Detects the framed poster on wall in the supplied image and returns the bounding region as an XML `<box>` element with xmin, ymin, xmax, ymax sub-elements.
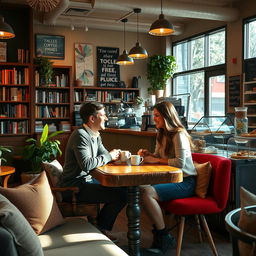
<box><xmin>35</xmin><ymin>34</ymin><xmax>65</xmax><ymax>59</ymax></box>
<box><xmin>75</xmin><ymin>43</ymin><xmax>94</xmax><ymax>86</ymax></box>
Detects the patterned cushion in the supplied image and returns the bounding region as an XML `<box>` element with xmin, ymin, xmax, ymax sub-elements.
<box><xmin>0</xmin><ymin>171</ymin><xmax>64</xmax><ymax>234</ymax></box>
<box><xmin>43</xmin><ymin>160</ymin><xmax>63</xmax><ymax>187</ymax></box>
<box><xmin>0</xmin><ymin>194</ymin><xmax>43</xmax><ymax>256</ymax></box>
<box><xmin>194</xmin><ymin>161</ymin><xmax>212</xmax><ymax>198</ymax></box>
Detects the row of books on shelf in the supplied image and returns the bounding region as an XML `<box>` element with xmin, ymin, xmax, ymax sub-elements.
<box><xmin>0</xmin><ymin>68</ymin><xmax>29</xmax><ymax>85</ymax></box>
<box><xmin>74</xmin><ymin>111</ymin><xmax>83</xmax><ymax>126</ymax></box>
<box><xmin>35</xmin><ymin>91</ymin><xmax>69</xmax><ymax>104</ymax></box>
<box><xmin>74</xmin><ymin>91</ymin><xmax>137</xmax><ymax>103</ymax></box>
<box><xmin>18</xmin><ymin>49</ymin><xmax>30</xmax><ymax>64</ymax></box>
<box><xmin>0</xmin><ymin>87</ymin><xmax>29</xmax><ymax>101</ymax></box>
<box><xmin>0</xmin><ymin>120</ymin><xmax>28</xmax><ymax>135</ymax></box>
<box><xmin>35</xmin><ymin>121</ymin><xmax>71</xmax><ymax>132</ymax></box>
<box><xmin>35</xmin><ymin>71</ymin><xmax>69</xmax><ymax>87</ymax></box>
<box><xmin>35</xmin><ymin>106</ymin><xmax>69</xmax><ymax>118</ymax></box>
<box><xmin>0</xmin><ymin>104</ymin><xmax>28</xmax><ymax>118</ymax></box>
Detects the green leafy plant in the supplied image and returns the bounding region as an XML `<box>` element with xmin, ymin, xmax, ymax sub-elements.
<box><xmin>0</xmin><ymin>146</ymin><xmax>12</xmax><ymax>165</ymax></box>
<box><xmin>23</xmin><ymin>124</ymin><xmax>64</xmax><ymax>173</ymax></box>
<box><xmin>34</xmin><ymin>57</ymin><xmax>53</xmax><ymax>85</ymax></box>
<box><xmin>147</xmin><ymin>55</ymin><xmax>177</xmax><ymax>93</ymax></box>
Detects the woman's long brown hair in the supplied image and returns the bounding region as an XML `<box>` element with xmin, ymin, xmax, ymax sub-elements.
<box><xmin>154</xmin><ymin>101</ymin><xmax>194</xmax><ymax>155</ymax></box>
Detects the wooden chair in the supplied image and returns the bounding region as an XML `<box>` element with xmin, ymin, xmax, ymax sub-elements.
<box><xmin>225</xmin><ymin>205</ymin><xmax>256</xmax><ymax>256</ymax></box>
<box><xmin>161</xmin><ymin>153</ymin><xmax>232</xmax><ymax>256</ymax></box>
<box><xmin>42</xmin><ymin>161</ymin><xmax>100</xmax><ymax>225</ymax></box>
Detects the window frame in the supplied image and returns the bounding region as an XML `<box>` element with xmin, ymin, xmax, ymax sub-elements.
<box><xmin>172</xmin><ymin>26</ymin><xmax>227</xmax><ymax>123</ymax></box>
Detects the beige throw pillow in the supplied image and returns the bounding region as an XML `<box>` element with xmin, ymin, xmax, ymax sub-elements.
<box><xmin>193</xmin><ymin>161</ymin><xmax>212</xmax><ymax>198</ymax></box>
<box><xmin>0</xmin><ymin>171</ymin><xmax>64</xmax><ymax>234</ymax></box>
<box><xmin>238</xmin><ymin>187</ymin><xmax>256</xmax><ymax>256</ymax></box>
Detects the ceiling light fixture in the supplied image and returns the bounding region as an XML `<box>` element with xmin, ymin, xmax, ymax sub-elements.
<box><xmin>0</xmin><ymin>16</ymin><xmax>15</xmax><ymax>39</ymax></box>
<box><xmin>128</xmin><ymin>8</ymin><xmax>148</xmax><ymax>60</ymax></box>
<box><xmin>27</xmin><ymin>0</ymin><xmax>60</xmax><ymax>12</ymax></box>
<box><xmin>116</xmin><ymin>18</ymin><xmax>134</xmax><ymax>66</ymax></box>
<box><xmin>149</xmin><ymin>0</ymin><xmax>174</xmax><ymax>36</ymax></box>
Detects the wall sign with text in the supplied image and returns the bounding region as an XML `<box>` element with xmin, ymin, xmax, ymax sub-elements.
<box><xmin>35</xmin><ymin>34</ymin><xmax>65</xmax><ymax>59</ymax></box>
<box><xmin>97</xmin><ymin>47</ymin><xmax>120</xmax><ymax>87</ymax></box>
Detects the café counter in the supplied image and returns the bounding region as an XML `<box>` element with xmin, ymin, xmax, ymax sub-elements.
<box><xmin>100</xmin><ymin>128</ymin><xmax>157</xmax><ymax>153</ymax></box>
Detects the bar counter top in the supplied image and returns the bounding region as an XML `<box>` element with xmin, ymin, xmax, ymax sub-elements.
<box><xmin>101</xmin><ymin>128</ymin><xmax>157</xmax><ymax>137</ymax></box>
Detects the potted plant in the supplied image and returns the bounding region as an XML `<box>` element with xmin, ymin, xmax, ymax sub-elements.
<box><xmin>0</xmin><ymin>146</ymin><xmax>12</xmax><ymax>166</ymax></box>
<box><xmin>147</xmin><ymin>55</ymin><xmax>177</xmax><ymax>98</ymax></box>
<box><xmin>34</xmin><ymin>57</ymin><xmax>53</xmax><ymax>86</ymax></box>
<box><xmin>22</xmin><ymin>124</ymin><xmax>64</xmax><ymax>180</ymax></box>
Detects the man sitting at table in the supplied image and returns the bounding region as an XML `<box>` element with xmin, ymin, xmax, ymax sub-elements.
<box><xmin>58</xmin><ymin>102</ymin><xmax>127</xmax><ymax>241</ymax></box>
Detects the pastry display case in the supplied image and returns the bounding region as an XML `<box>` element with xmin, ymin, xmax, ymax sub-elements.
<box><xmin>190</xmin><ymin>116</ymin><xmax>234</xmax><ymax>154</ymax></box>
<box><xmin>227</xmin><ymin>135</ymin><xmax>256</xmax><ymax>159</ymax></box>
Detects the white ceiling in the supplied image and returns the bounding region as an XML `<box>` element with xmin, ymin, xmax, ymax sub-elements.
<box><xmin>4</xmin><ymin>0</ymin><xmax>241</xmax><ymax>35</ymax></box>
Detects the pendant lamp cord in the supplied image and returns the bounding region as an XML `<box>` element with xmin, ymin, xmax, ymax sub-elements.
<box><xmin>161</xmin><ymin>0</ymin><xmax>163</xmax><ymax>14</ymax></box>
<box><xmin>124</xmin><ymin>20</ymin><xmax>126</xmax><ymax>50</ymax></box>
<box><xmin>137</xmin><ymin>12</ymin><xmax>139</xmax><ymax>42</ymax></box>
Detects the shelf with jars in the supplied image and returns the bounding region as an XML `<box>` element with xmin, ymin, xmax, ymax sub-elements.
<box><xmin>243</xmin><ymin>73</ymin><xmax>256</xmax><ymax>130</ymax></box>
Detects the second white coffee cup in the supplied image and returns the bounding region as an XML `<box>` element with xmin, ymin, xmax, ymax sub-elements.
<box><xmin>131</xmin><ymin>155</ymin><xmax>144</xmax><ymax>166</ymax></box>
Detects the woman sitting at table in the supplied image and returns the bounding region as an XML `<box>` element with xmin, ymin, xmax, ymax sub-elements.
<box><xmin>138</xmin><ymin>101</ymin><xmax>197</xmax><ymax>254</ymax></box>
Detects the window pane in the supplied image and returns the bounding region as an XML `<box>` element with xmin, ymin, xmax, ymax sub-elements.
<box><xmin>248</xmin><ymin>21</ymin><xmax>256</xmax><ymax>58</ymax></box>
<box><xmin>209</xmin><ymin>31</ymin><xmax>225</xmax><ymax>66</ymax></box>
<box><xmin>174</xmin><ymin>42</ymin><xmax>188</xmax><ymax>72</ymax></box>
<box><xmin>174</xmin><ymin>72</ymin><xmax>204</xmax><ymax>123</ymax></box>
<box><xmin>191</xmin><ymin>37</ymin><xmax>204</xmax><ymax>69</ymax></box>
<box><xmin>209</xmin><ymin>75</ymin><xmax>225</xmax><ymax>116</ymax></box>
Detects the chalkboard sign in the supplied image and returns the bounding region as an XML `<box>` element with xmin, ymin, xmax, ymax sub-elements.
<box><xmin>97</xmin><ymin>47</ymin><xmax>120</xmax><ymax>87</ymax></box>
<box><xmin>35</xmin><ymin>34</ymin><xmax>65</xmax><ymax>59</ymax></box>
<box><xmin>244</xmin><ymin>58</ymin><xmax>256</xmax><ymax>81</ymax></box>
<box><xmin>228</xmin><ymin>75</ymin><xmax>241</xmax><ymax>107</ymax></box>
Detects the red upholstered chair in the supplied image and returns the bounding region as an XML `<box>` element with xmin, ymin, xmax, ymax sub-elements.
<box><xmin>161</xmin><ymin>153</ymin><xmax>232</xmax><ymax>256</ymax></box>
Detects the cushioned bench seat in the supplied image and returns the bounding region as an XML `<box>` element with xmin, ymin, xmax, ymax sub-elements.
<box><xmin>39</xmin><ymin>217</ymin><xmax>128</xmax><ymax>256</ymax></box>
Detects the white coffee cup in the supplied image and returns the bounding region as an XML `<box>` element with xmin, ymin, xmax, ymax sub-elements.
<box><xmin>120</xmin><ymin>150</ymin><xmax>131</xmax><ymax>162</ymax></box>
<box><xmin>131</xmin><ymin>155</ymin><xmax>144</xmax><ymax>166</ymax></box>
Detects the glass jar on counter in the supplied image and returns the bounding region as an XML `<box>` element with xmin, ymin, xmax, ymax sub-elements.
<box><xmin>234</xmin><ymin>107</ymin><xmax>248</xmax><ymax>136</ymax></box>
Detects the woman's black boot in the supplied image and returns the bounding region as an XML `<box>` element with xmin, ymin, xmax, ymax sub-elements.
<box><xmin>153</xmin><ymin>228</ymin><xmax>176</xmax><ymax>254</ymax></box>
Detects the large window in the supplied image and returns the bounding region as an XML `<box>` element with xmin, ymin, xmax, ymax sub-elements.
<box><xmin>244</xmin><ymin>18</ymin><xmax>256</xmax><ymax>59</ymax></box>
<box><xmin>173</xmin><ymin>28</ymin><xmax>226</xmax><ymax>123</ymax></box>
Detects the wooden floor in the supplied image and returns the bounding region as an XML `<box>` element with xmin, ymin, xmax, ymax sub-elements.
<box><xmin>111</xmin><ymin>208</ymin><xmax>232</xmax><ymax>256</ymax></box>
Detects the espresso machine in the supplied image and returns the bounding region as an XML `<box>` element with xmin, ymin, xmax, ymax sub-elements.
<box><xmin>141</xmin><ymin>99</ymin><xmax>155</xmax><ymax>131</ymax></box>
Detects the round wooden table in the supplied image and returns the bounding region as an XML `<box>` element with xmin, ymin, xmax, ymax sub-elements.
<box><xmin>0</xmin><ymin>166</ymin><xmax>15</xmax><ymax>188</ymax></box>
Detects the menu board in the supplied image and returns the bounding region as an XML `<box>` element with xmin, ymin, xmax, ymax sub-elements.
<box><xmin>97</xmin><ymin>47</ymin><xmax>120</xmax><ymax>87</ymax></box>
<box><xmin>228</xmin><ymin>75</ymin><xmax>241</xmax><ymax>107</ymax></box>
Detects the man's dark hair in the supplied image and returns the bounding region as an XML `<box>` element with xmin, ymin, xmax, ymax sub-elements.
<box><xmin>80</xmin><ymin>102</ymin><xmax>104</xmax><ymax>124</ymax></box>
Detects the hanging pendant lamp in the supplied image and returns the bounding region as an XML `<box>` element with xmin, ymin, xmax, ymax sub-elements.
<box><xmin>128</xmin><ymin>8</ymin><xmax>148</xmax><ymax>59</ymax></box>
<box><xmin>116</xmin><ymin>18</ymin><xmax>134</xmax><ymax>66</ymax></box>
<box><xmin>149</xmin><ymin>0</ymin><xmax>174</xmax><ymax>36</ymax></box>
<box><xmin>0</xmin><ymin>16</ymin><xmax>15</xmax><ymax>39</ymax></box>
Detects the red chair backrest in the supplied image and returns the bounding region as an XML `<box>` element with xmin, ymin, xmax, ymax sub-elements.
<box><xmin>192</xmin><ymin>153</ymin><xmax>231</xmax><ymax>210</ymax></box>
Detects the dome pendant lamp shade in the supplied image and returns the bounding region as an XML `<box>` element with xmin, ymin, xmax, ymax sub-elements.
<box><xmin>0</xmin><ymin>16</ymin><xmax>15</xmax><ymax>39</ymax></box>
<box><xmin>149</xmin><ymin>0</ymin><xmax>174</xmax><ymax>36</ymax></box>
<box><xmin>128</xmin><ymin>8</ymin><xmax>148</xmax><ymax>59</ymax></box>
<box><xmin>117</xmin><ymin>18</ymin><xmax>134</xmax><ymax>65</ymax></box>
